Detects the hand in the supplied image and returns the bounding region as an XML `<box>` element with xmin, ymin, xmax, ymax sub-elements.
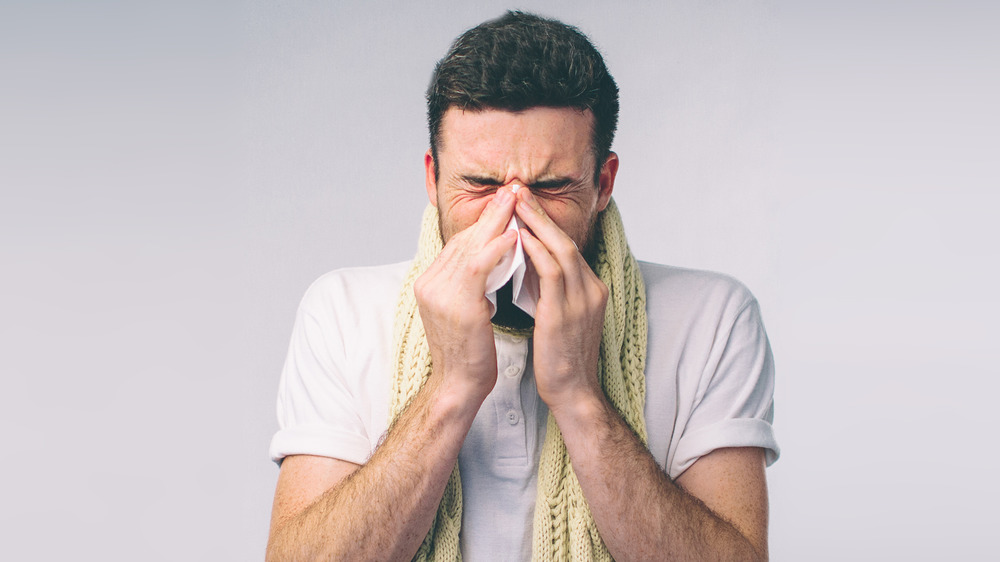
<box><xmin>414</xmin><ymin>188</ymin><xmax>519</xmax><ymax>402</ymax></box>
<box><xmin>514</xmin><ymin>189</ymin><xmax>608</xmax><ymax>414</ymax></box>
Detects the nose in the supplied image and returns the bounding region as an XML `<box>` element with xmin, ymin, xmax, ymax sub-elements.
<box><xmin>491</xmin><ymin>183</ymin><xmax>522</xmax><ymax>202</ymax></box>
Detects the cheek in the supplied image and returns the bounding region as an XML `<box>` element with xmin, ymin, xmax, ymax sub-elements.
<box><xmin>538</xmin><ymin>199</ymin><xmax>590</xmax><ymax>237</ymax></box>
<box><xmin>452</xmin><ymin>193</ymin><xmax>492</xmax><ymax>217</ymax></box>
<box><xmin>442</xmin><ymin>193</ymin><xmax>493</xmax><ymax>233</ymax></box>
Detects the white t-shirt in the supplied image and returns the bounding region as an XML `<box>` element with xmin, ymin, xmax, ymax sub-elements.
<box><xmin>270</xmin><ymin>260</ymin><xmax>779</xmax><ymax>561</ymax></box>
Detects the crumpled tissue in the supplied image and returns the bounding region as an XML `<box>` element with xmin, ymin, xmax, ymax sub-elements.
<box><xmin>484</xmin><ymin>192</ymin><xmax>540</xmax><ymax>318</ymax></box>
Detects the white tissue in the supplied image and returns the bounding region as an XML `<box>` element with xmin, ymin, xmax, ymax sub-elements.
<box><xmin>485</xmin><ymin>214</ymin><xmax>540</xmax><ymax>318</ymax></box>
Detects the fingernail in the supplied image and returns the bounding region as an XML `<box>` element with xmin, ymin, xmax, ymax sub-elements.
<box><xmin>495</xmin><ymin>189</ymin><xmax>511</xmax><ymax>203</ymax></box>
<box><xmin>519</xmin><ymin>199</ymin><xmax>535</xmax><ymax>211</ymax></box>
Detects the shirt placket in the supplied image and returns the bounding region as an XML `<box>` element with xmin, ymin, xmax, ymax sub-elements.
<box><xmin>493</xmin><ymin>332</ymin><xmax>530</xmax><ymax>466</ymax></box>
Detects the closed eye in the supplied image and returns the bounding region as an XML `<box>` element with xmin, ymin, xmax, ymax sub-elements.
<box><xmin>528</xmin><ymin>179</ymin><xmax>574</xmax><ymax>190</ymax></box>
<box><xmin>461</xmin><ymin>175</ymin><xmax>504</xmax><ymax>189</ymax></box>
<box><xmin>526</xmin><ymin>177</ymin><xmax>589</xmax><ymax>194</ymax></box>
<box><xmin>457</xmin><ymin>174</ymin><xmax>584</xmax><ymax>194</ymax></box>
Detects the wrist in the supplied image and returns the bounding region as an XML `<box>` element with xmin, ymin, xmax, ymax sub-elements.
<box><xmin>424</xmin><ymin>369</ymin><xmax>492</xmax><ymax>423</ymax></box>
<box><xmin>546</xmin><ymin>385</ymin><xmax>608</xmax><ymax>429</ymax></box>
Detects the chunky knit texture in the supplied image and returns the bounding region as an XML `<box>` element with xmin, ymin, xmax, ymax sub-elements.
<box><xmin>390</xmin><ymin>199</ymin><xmax>648</xmax><ymax>561</ymax></box>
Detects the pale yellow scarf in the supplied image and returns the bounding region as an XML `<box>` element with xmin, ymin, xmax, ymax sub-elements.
<box><xmin>390</xmin><ymin>199</ymin><xmax>647</xmax><ymax>561</ymax></box>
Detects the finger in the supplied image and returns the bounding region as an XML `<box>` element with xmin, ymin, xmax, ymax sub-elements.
<box><xmin>515</xmin><ymin>189</ymin><xmax>582</xmax><ymax>261</ymax></box>
<box><xmin>518</xmin><ymin>227</ymin><xmax>566</xmax><ymax>305</ymax></box>
<box><xmin>420</xmin><ymin>225</ymin><xmax>464</xmax><ymax>285</ymax></box>
<box><xmin>515</xmin><ymin>190</ymin><xmax>586</xmax><ymax>292</ymax></box>
<box><xmin>418</xmin><ymin>231</ymin><xmax>517</xmax><ymax>315</ymax></box>
<box><xmin>432</xmin><ymin>187</ymin><xmax>514</xmax><ymax>271</ymax></box>
<box><xmin>472</xmin><ymin>228</ymin><xmax>519</xmax><ymax>280</ymax></box>
<box><xmin>454</xmin><ymin>224</ymin><xmax>519</xmax><ymax>281</ymax></box>
<box><xmin>438</xmin><ymin>228</ymin><xmax>516</xmax><ymax>308</ymax></box>
<box><xmin>468</xmin><ymin>187</ymin><xmax>517</xmax><ymax>247</ymax></box>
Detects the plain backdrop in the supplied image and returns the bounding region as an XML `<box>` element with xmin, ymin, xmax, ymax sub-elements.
<box><xmin>2</xmin><ymin>1</ymin><xmax>997</xmax><ymax>560</ymax></box>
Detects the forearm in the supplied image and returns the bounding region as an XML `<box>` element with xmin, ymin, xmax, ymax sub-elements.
<box><xmin>266</xmin><ymin>378</ymin><xmax>481</xmax><ymax>561</ymax></box>
<box><xmin>552</xmin><ymin>395</ymin><xmax>766</xmax><ymax>562</ymax></box>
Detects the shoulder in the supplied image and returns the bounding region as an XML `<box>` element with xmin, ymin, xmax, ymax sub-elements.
<box><xmin>297</xmin><ymin>261</ymin><xmax>412</xmax><ymax>320</ymax></box>
<box><xmin>637</xmin><ymin>261</ymin><xmax>770</xmax><ymax>389</ymax></box>
<box><xmin>272</xmin><ymin>262</ymin><xmax>409</xmax><ymax>466</ymax></box>
<box><xmin>638</xmin><ymin>261</ymin><xmax>759</xmax><ymax>327</ymax></box>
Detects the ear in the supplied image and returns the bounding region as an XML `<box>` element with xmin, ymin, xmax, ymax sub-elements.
<box><xmin>596</xmin><ymin>151</ymin><xmax>619</xmax><ymax>212</ymax></box>
<box><xmin>424</xmin><ymin>149</ymin><xmax>438</xmax><ymax>207</ymax></box>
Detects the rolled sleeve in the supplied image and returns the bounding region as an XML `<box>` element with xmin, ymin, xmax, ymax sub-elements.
<box><xmin>669</xmin><ymin>298</ymin><xmax>779</xmax><ymax>478</ymax></box>
<box><xmin>269</xmin><ymin>298</ymin><xmax>370</xmax><ymax>466</ymax></box>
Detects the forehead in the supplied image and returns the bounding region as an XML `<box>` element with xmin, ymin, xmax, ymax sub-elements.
<box><xmin>437</xmin><ymin>107</ymin><xmax>595</xmax><ymax>177</ymax></box>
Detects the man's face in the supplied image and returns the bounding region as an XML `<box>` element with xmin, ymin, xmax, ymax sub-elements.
<box><xmin>424</xmin><ymin>106</ymin><xmax>617</xmax><ymax>252</ymax></box>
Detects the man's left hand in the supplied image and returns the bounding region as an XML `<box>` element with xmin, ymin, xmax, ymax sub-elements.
<box><xmin>514</xmin><ymin>188</ymin><xmax>608</xmax><ymax>415</ymax></box>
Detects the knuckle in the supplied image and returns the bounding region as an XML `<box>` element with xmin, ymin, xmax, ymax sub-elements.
<box><xmin>555</xmin><ymin>245</ymin><xmax>577</xmax><ymax>262</ymax></box>
<box><xmin>593</xmin><ymin>281</ymin><xmax>610</xmax><ymax>304</ymax></box>
<box><xmin>539</xmin><ymin>261</ymin><xmax>562</xmax><ymax>279</ymax></box>
<box><xmin>465</xmin><ymin>260</ymin><xmax>486</xmax><ymax>277</ymax></box>
<box><xmin>413</xmin><ymin>283</ymin><xmax>431</xmax><ymax>305</ymax></box>
<box><xmin>597</xmin><ymin>280</ymin><xmax>609</xmax><ymax>298</ymax></box>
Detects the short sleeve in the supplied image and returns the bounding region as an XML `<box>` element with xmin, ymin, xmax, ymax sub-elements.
<box><xmin>670</xmin><ymin>298</ymin><xmax>779</xmax><ymax>477</ymax></box>
<box><xmin>268</xmin><ymin>302</ymin><xmax>371</xmax><ymax>467</ymax></box>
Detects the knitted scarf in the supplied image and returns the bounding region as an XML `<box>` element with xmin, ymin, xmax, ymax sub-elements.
<box><xmin>390</xmin><ymin>199</ymin><xmax>648</xmax><ymax>561</ymax></box>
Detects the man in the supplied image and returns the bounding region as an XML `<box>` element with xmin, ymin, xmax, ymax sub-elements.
<box><xmin>267</xmin><ymin>11</ymin><xmax>778</xmax><ymax>561</ymax></box>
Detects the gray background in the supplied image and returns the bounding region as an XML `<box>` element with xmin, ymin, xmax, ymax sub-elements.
<box><xmin>2</xmin><ymin>1</ymin><xmax>997</xmax><ymax>560</ymax></box>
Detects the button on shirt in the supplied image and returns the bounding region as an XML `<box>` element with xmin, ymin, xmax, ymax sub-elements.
<box><xmin>458</xmin><ymin>331</ymin><xmax>546</xmax><ymax>561</ymax></box>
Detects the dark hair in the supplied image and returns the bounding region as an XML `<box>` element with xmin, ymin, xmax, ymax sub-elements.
<box><xmin>427</xmin><ymin>11</ymin><xmax>619</xmax><ymax>180</ymax></box>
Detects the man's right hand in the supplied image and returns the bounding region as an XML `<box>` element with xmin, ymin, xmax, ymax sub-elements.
<box><xmin>267</xmin><ymin>189</ymin><xmax>519</xmax><ymax>562</ymax></box>
<box><xmin>413</xmin><ymin>187</ymin><xmax>518</xmax><ymax>402</ymax></box>
<box><xmin>267</xmin><ymin>181</ymin><xmax>770</xmax><ymax>561</ymax></box>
